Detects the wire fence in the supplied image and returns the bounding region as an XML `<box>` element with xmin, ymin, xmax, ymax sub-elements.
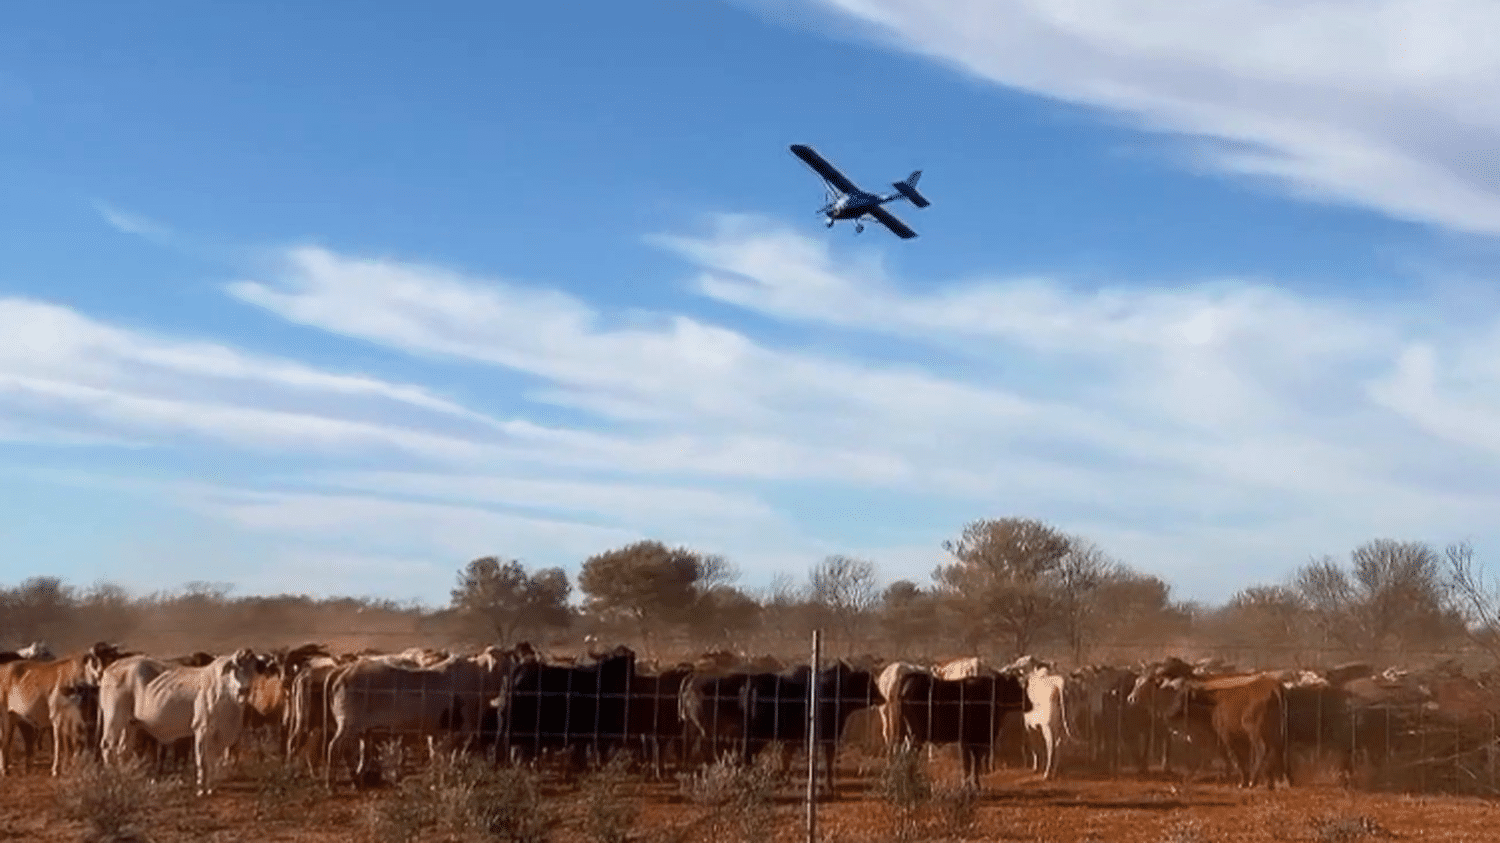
<box><xmin>25</xmin><ymin>631</ymin><xmax>1500</xmax><ymax>819</ymax></box>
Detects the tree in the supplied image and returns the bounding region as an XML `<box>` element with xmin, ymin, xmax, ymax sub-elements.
<box><xmin>687</xmin><ymin>585</ymin><xmax>762</xmax><ymax>646</ymax></box>
<box><xmin>1441</xmin><ymin>541</ymin><xmax>1500</xmax><ymax>666</ymax></box>
<box><xmin>934</xmin><ymin>517</ymin><xmax>1073</xmax><ymax>656</ymax></box>
<box><xmin>880</xmin><ymin>580</ymin><xmax>941</xmax><ymax>657</ymax></box>
<box><xmin>450</xmin><ymin>556</ymin><xmax>572</xmax><ymax>647</ymax></box>
<box><xmin>1295</xmin><ymin>539</ymin><xmax>1461</xmax><ymax>658</ymax></box>
<box><xmin>577</xmin><ymin>540</ymin><xmax>717</xmax><ymax>648</ymax></box>
<box><xmin>1053</xmin><ymin>538</ymin><xmax>1117</xmax><ymax>663</ymax></box>
<box><xmin>808</xmin><ymin>555</ymin><xmax>879</xmax><ymax>654</ymax></box>
<box><xmin>1221</xmin><ymin>584</ymin><xmax>1308</xmax><ymax>658</ymax></box>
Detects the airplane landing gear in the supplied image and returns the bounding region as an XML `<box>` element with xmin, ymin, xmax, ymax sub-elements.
<box><xmin>854</xmin><ymin>222</ymin><xmax>864</xmax><ymax>233</ymax></box>
<box><xmin>826</xmin><ymin>219</ymin><xmax>835</xmax><ymax>229</ymax></box>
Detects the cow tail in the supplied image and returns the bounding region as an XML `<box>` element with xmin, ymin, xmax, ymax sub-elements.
<box><xmin>1060</xmin><ymin>679</ymin><xmax>1074</xmax><ymax>741</ymax></box>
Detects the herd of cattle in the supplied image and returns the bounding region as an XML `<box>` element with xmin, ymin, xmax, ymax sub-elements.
<box><xmin>1</xmin><ymin>638</ymin><xmax>1497</xmax><ymax>799</ymax></box>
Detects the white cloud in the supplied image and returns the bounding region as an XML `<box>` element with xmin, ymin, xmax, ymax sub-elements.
<box><xmin>797</xmin><ymin>0</ymin><xmax>1500</xmax><ymax>235</ymax></box>
<box><xmin>20</xmin><ymin>215</ymin><xmax>1500</xmax><ymax>602</ymax></box>
<box><xmin>0</xmin><ymin>297</ymin><xmax>517</xmax><ymax>459</ymax></box>
<box><xmin>94</xmin><ymin>202</ymin><xmax>175</xmax><ymax>241</ymax></box>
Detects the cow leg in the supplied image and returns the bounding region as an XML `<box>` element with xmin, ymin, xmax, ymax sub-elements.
<box><xmin>1039</xmin><ymin>724</ymin><xmax>1055</xmax><ymax>779</ymax></box>
<box><xmin>0</xmin><ymin>709</ymin><xmax>10</xmax><ymax>777</ymax></box>
<box><xmin>51</xmin><ymin>718</ymin><xmax>65</xmax><ymax>777</ymax></box>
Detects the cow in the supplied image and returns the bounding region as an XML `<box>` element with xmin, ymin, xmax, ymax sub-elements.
<box><xmin>52</xmin><ymin>683</ymin><xmax>100</xmax><ymax>769</ymax></box>
<box><xmin>1021</xmin><ymin>664</ymin><xmax>1072</xmax><ymax>779</ymax></box>
<box><xmin>1129</xmin><ymin>669</ymin><xmax>1288</xmax><ymax>790</ymax></box>
<box><xmin>934</xmin><ymin>657</ymin><xmax>994</xmax><ymax>680</ymax></box>
<box><xmin>875</xmin><ymin>662</ymin><xmax>927</xmax><ymax>749</ymax></box>
<box><xmin>283</xmin><ymin>656</ymin><xmax>344</xmax><ymax>774</ymax></box>
<box><xmin>738</xmin><ymin>661</ymin><xmax>878</xmax><ymax>795</ymax></box>
<box><xmin>894</xmin><ymin>672</ymin><xmax>1029</xmax><ymax>788</ymax></box>
<box><xmin>0</xmin><ymin>641</ymin><xmax>125</xmax><ymax>776</ymax></box>
<box><xmin>99</xmin><ymin>648</ymin><xmax>260</xmax><ymax>795</ymax></box>
<box><xmin>0</xmin><ymin>642</ymin><xmax>54</xmax><ymax>665</ymax></box>
<box><xmin>625</xmin><ymin>666</ymin><xmax>691</xmax><ymax>779</ymax></box>
<box><xmin>325</xmin><ymin>647</ymin><xmax>511</xmax><ymax>788</ymax></box>
<box><xmin>678</xmin><ymin>670</ymin><xmax>753</xmax><ymax>764</ymax></box>
<box><xmin>500</xmin><ymin>645</ymin><xmax>635</xmax><ymax>773</ymax></box>
<box><xmin>242</xmin><ymin>643</ymin><xmax>330</xmax><ymax>755</ymax></box>
<box><xmin>1068</xmin><ymin>665</ymin><xmax>1167</xmax><ymax>774</ymax></box>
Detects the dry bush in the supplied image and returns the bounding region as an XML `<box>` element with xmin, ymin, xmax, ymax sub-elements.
<box><xmin>57</xmin><ymin>756</ymin><xmax>175</xmax><ymax>843</ymax></box>
<box><xmin>873</xmin><ymin>742</ymin><xmax>931</xmax><ymax>842</ymax></box>
<box><xmin>577</xmin><ymin>753</ymin><xmax>641</xmax><ymax>843</ymax></box>
<box><xmin>1157</xmin><ymin>819</ymin><xmax>1209</xmax><ymax>843</ymax></box>
<box><xmin>678</xmin><ymin>747</ymin><xmax>786</xmax><ymax>843</ymax></box>
<box><xmin>363</xmin><ymin>749</ymin><xmax>557</xmax><ymax>843</ymax></box>
<box><xmin>1309</xmin><ymin>814</ymin><xmax>1396</xmax><ymax>842</ymax></box>
<box><xmin>930</xmin><ymin>779</ymin><xmax>979</xmax><ymax>840</ymax></box>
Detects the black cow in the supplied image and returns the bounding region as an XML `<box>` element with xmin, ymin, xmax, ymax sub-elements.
<box><xmin>895</xmin><ymin>672</ymin><xmax>1029</xmax><ymax>787</ymax></box>
<box><xmin>498</xmin><ymin>645</ymin><xmax>636</xmax><ymax>772</ymax></box>
<box><xmin>626</xmin><ymin>666</ymin><xmax>692</xmax><ymax>778</ymax></box>
<box><xmin>1282</xmin><ymin>683</ymin><xmax>1354</xmax><ymax>783</ymax></box>
<box><xmin>679</xmin><ymin>671</ymin><xmax>754</xmax><ymax>764</ymax></box>
<box><xmin>739</xmin><ymin>662</ymin><xmax>878</xmax><ymax>795</ymax></box>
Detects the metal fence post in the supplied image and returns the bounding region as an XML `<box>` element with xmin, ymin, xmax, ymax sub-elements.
<box><xmin>807</xmin><ymin>629</ymin><xmax>821</xmax><ymax>843</ymax></box>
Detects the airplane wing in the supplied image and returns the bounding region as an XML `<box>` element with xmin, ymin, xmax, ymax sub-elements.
<box><xmin>869</xmin><ymin>206</ymin><xmax>918</xmax><ymax>239</ymax></box>
<box><xmin>790</xmin><ymin>144</ymin><xmax>860</xmax><ymax>195</ymax></box>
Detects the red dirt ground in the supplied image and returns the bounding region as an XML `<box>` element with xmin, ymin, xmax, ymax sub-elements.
<box><xmin>9</xmin><ymin>757</ymin><xmax>1500</xmax><ymax>843</ymax></box>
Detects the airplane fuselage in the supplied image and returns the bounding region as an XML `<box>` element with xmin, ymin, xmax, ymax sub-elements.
<box><xmin>825</xmin><ymin>191</ymin><xmax>890</xmax><ymax>220</ymax></box>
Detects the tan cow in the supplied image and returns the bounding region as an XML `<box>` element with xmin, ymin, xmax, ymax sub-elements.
<box><xmin>283</xmin><ymin>656</ymin><xmax>345</xmax><ymax>774</ymax></box>
<box><xmin>324</xmin><ymin>648</ymin><xmax>510</xmax><ymax>787</ymax></box>
<box><xmin>0</xmin><ymin>642</ymin><xmax>125</xmax><ymax>776</ymax></box>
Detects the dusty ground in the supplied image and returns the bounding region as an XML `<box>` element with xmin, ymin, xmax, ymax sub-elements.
<box><xmin>9</xmin><ymin>751</ymin><xmax>1500</xmax><ymax>843</ymax></box>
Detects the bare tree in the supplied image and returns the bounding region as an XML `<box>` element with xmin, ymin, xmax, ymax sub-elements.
<box><xmin>1442</xmin><ymin>540</ymin><xmax>1500</xmax><ymax>666</ymax></box>
<box><xmin>808</xmin><ymin>554</ymin><xmax>879</xmax><ymax>654</ymax></box>
<box><xmin>1221</xmin><ymin>584</ymin><xmax>1309</xmax><ymax>661</ymax></box>
<box><xmin>1054</xmin><ymin>538</ymin><xmax>1116</xmax><ymax>664</ymax></box>
<box><xmin>1295</xmin><ymin>539</ymin><xmax>1461</xmax><ymax>659</ymax></box>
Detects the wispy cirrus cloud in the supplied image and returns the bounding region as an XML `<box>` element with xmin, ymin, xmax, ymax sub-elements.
<box><xmin>212</xmin><ymin>225</ymin><xmax>1500</xmax><ymax>597</ymax></box>
<box><xmin>94</xmin><ymin>201</ymin><xmax>176</xmax><ymax>241</ymax></box>
<box><xmin>19</xmin><ymin>213</ymin><xmax>1500</xmax><ymax>601</ymax></box>
<box><xmin>794</xmin><ymin>0</ymin><xmax>1500</xmax><ymax>236</ymax></box>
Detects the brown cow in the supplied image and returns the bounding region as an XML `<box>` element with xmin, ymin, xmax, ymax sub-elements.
<box><xmin>1131</xmin><ymin>670</ymin><xmax>1288</xmax><ymax>789</ymax></box>
<box><xmin>242</xmin><ymin>643</ymin><xmax>331</xmax><ymax>753</ymax></box>
<box><xmin>0</xmin><ymin>642</ymin><xmax>127</xmax><ymax>775</ymax></box>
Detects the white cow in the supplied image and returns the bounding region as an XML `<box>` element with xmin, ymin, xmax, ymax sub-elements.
<box><xmin>1022</xmin><ymin>665</ymin><xmax>1072</xmax><ymax>779</ymax></box>
<box><xmin>934</xmin><ymin>657</ymin><xmax>994</xmax><ymax>680</ymax></box>
<box><xmin>875</xmin><ymin>662</ymin><xmax>927</xmax><ymax>748</ymax></box>
<box><xmin>98</xmin><ymin>649</ymin><xmax>259</xmax><ymax>795</ymax></box>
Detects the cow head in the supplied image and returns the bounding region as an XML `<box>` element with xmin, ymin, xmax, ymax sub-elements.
<box><xmin>18</xmin><ymin>641</ymin><xmax>53</xmax><ymax>661</ymax></box>
<box><xmin>222</xmin><ymin>648</ymin><xmax>259</xmax><ymax>703</ymax></box>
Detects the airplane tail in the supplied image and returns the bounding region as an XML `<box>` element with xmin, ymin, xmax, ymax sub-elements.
<box><xmin>892</xmin><ymin>170</ymin><xmax>929</xmax><ymax>208</ymax></box>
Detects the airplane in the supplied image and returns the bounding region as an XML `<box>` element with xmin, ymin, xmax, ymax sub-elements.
<box><xmin>789</xmin><ymin>143</ymin><xmax>929</xmax><ymax>239</ymax></box>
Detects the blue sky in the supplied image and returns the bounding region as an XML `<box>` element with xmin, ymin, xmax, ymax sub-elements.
<box><xmin>5</xmin><ymin>1</ymin><xmax>1500</xmax><ymax>607</ymax></box>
